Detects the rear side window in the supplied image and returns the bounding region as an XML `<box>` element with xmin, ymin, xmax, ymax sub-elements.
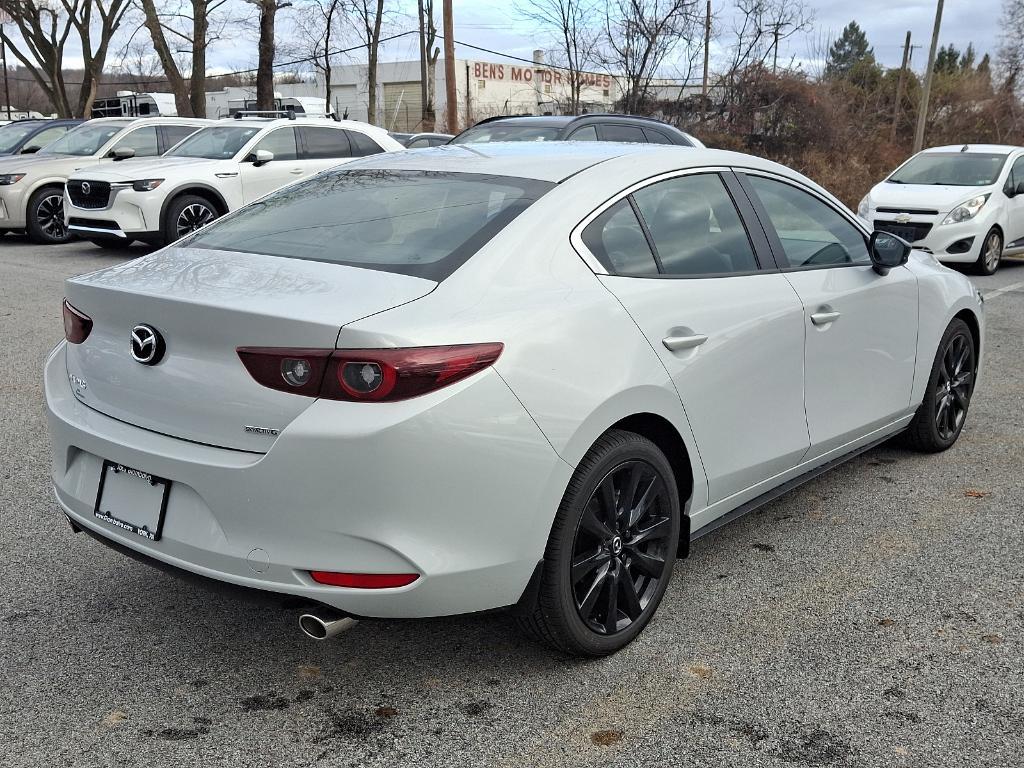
<box><xmin>161</xmin><ymin>125</ymin><xmax>200</xmax><ymax>151</ymax></box>
<box><xmin>581</xmin><ymin>199</ymin><xmax>659</xmax><ymax>276</ymax></box>
<box><xmin>346</xmin><ymin>131</ymin><xmax>384</xmax><ymax>156</ymax></box>
<box><xmin>643</xmin><ymin>128</ymin><xmax>675</xmax><ymax>145</ymax></box>
<box><xmin>301</xmin><ymin>126</ymin><xmax>352</xmax><ymax>159</ymax></box>
<box><xmin>567</xmin><ymin>125</ymin><xmax>598</xmax><ymax>141</ymax></box>
<box><xmin>253</xmin><ymin>127</ymin><xmax>298</xmax><ymax>161</ymax></box>
<box><xmin>746</xmin><ymin>175</ymin><xmax>870</xmax><ymax>268</ymax></box>
<box><xmin>632</xmin><ymin>174</ymin><xmax>758</xmax><ymax>275</ymax></box>
<box><xmin>185</xmin><ymin>170</ymin><xmax>554</xmax><ymax>281</ymax></box>
<box><xmin>599</xmin><ymin>124</ymin><xmax>646</xmax><ymax>143</ymax></box>
<box><xmin>113</xmin><ymin>126</ymin><xmax>159</xmax><ymax>157</ymax></box>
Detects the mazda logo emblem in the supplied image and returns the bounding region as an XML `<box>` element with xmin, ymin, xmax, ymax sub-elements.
<box><xmin>130</xmin><ymin>324</ymin><xmax>166</xmax><ymax>366</ymax></box>
<box><xmin>81</xmin><ymin>181</ymin><xmax>91</xmax><ymax>196</ymax></box>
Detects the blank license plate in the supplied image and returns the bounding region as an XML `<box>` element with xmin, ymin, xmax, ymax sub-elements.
<box><xmin>880</xmin><ymin>224</ymin><xmax>917</xmax><ymax>242</ymax></box>
<box><xmin>94</xmin><ymin>461</ymin><xmax>171</xmax><ymax>541</ymax></box>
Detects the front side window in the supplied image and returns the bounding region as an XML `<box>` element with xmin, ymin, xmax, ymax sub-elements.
<box><xmin>0</xmin><ymin>122</ymin><xmax>43</xmax><ymax>153</ymax></box>
<box><xmin>581</xmin><ymin>199</ymin><xmax>659</xmax><ymax>276</ymax></box>
<box><xmin>166</xmin><ymin>126</ymin><xmax>261</xmax><ymax>159</ymax></box>
<box><xmin>632</xmin><ymin>174</ymin><xmax>759</xmax><ymax>275</ymax></box>
<box><xmin>1005</xmin><ymin>156</ymin><xmax>1024</xmax><ymax>194</ymax></box>
<box><xmin>26</xmin><ymin>125</ymin><xmax>71</xmax><ymax>150</ymax></box>
<box><xmin>888</xmin><ymin>152</ymin><xmax>1008</xmax><ymax>187</ymax></box>
<box><xmin>451</xmin><ymin>124</ymin><xmax>561</xmax><ymax>144</ymax></box>
<box><xmin>184</xmin><ymin>170</ymin><xmax>554</xmax><ymax>281</ymax></box>
<box><xmin>111</xmin><ymin>126</ymin><xmax>160</xmax><ymax>157</ymax></box>
<box><xmin>39</xmin><ymin>122</ymin><xmax>129</xmax><ymax>156</ymax></box>
<box><xmin>300</xmin><ymin>127</ymin><xmax>352</xmax><ymax>159</ymax></box>
<box><xmin>747</xmin><ymin>175</ymin><xmax>869</xmax><ymax>268</ymax></box>
<box><xmin>253</xmin><ymin>127</ymin><xmax>298</xmax><ymax>161</ymax></box>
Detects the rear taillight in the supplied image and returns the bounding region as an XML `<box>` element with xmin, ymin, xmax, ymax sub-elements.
<box><xmin>310</xmin><ymin>571</ymin><xmax>419</xmax><ymax>589</ymax></box>
<box><xmin>237</xmin><ymin>343</ymin><xmax>503</xmax><ymax>402</ymax></box>
<box><xmin>62</xmin><ymin>299</ymin><xmax>92</xmax><ymax>344</ymax></box>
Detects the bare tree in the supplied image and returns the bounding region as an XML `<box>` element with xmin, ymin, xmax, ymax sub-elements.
<box><xmin>137</xmin><ymin>0</ymin><xmax>233</xmax><ymax>117</ymax></box>
<box><xmin>342</xmin><ymin>0</ymin><xmax>386</xmax><ymax>125</ymax></box>
<box><xmin>602</xmin><ymin>0</ymin><xmax>701</xmax><ymax>115</ymax></box>
<box><xmin>420</xmin><ymin>0</ymin><xmax>439</xmax><ymax>128</ymax></box>
<box><xmin>246</xmin><ymin>0</ymin><xmax>293</xmax><ymax>110</ymax></box>
<box><xmin>294</xmin><ymin>0</ymin><xmax>345</xmax><ymax>105</ymax></box>
<box><xmin>998</xmin><ymin>0</ymin><xmax>1024</xmax><ymax>93</ymax></box>
<box><xmin>0</xmin><ymin>0</ymin><xmax>132</xmax><ymax>117</ymax></box>
<box><xmin>517</xmin><ymin>0</ymin><xmax>600</xmax><ymax>115</ymax></box>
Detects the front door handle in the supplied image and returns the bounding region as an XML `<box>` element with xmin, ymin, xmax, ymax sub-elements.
<box><xmin>662</xmin><ymin>334</ymin><xmax>708</xmax><ymax>352</ymax></box>
<box><xmin>810</xmin><ymin>311</ymin><xmax>841</xmax><ymax>326</ymax></box>
<box><xmin>289</xmin><ymin>168</ymin><xmax>304</xmax><ymax>175</ymax></box>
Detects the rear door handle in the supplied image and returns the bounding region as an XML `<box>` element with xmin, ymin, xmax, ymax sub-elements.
<box><xmin>662</xmin><ymin>334</ymin><xmax>708</xmax><ymax>352</ymax></box>
<box><xmin>289</xmin><ymin>168</ymin><xmax>304</xmax><ymax>175</ymax></box>
<box><xmin>810</xmin><ymin>311</ymin><xmax>841</xmax><ymax>326</ymax></box>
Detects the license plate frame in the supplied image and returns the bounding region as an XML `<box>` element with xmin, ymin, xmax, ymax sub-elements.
<box><xmin>93</xmin><ymin>460</ymin><xmax>171</xmax><ymax>542</ymax></box>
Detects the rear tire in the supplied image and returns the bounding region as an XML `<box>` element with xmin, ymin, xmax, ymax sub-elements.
<box><xmin>901</xmin><ymin>318</ymin><xmax>976</xmax><ymax>452</ymax></box>
<box><xmin>972</xmin><ymin>227</ymin><xmax>1002</xmax><ymax>275</ymax></box>
<box><xmin>26</xmin><ymin>185</ymin><xmax>70</xmax><ymax>244</ymax></box>
<box><xmin>516</xmin><ymin>429</ymin><xmax>680</xmax><ymax>656</ymax></box>
<box><xmin>162</xmin><ymin>195</ymin><xmax>219</xmax><ymax>246</ymax></box>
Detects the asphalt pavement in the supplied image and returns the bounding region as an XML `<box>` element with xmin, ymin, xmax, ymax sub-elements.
<box><xmin>1</xmin><ymin>233</ymin><xmax>1022</xmax><ymax>767</ymax></box>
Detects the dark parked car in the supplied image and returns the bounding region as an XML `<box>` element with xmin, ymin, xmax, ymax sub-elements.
<box><xmin>389</xmin><ymin>132</ymin><xmax>454</xmax><ymax>148</ymax></box>
<box><xmin>449</xmin><ymin>114</ymin><xmax>703</xmax><ymax>147</ymax></box>
<box><xmin>0</xmin><ymin>119</ymin><xmax>82</xmax><ymax>157</ymax></box>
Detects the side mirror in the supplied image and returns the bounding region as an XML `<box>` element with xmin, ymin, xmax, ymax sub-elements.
<box><xmin>869</xmin><ymin>230</ymin><xmax>911</xmax><ymax>275</ymax></box>
<box><xmin>20</xmin><ymin>145</ymin><xmax>41</xmax><ymax>155</ymax></box>
<box><xmin>110</xmin><ymin>147</ymin><xmax>136</xmax><ymax>161</ymax></box>
<box><xmin>248</xmin><ymin>149</ymin><xmax>274</xmax><ymax>166</ymax></box>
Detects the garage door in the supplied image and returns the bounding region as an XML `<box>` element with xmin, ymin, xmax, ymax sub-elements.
<box><xmin>383</xmin><ymin>82</ymin><xmax>424</xmax><ymax>132</ymax></box>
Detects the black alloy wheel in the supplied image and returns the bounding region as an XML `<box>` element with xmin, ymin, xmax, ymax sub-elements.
<box><xmin>517</xmin><ymin>429</ymin><xmax>681</xmax><ymax>656</ymax></box>
<box><xmin>572</xmin><ymin>460</ymin><xmax>673</xmax><ymax>635</ymax></box>
<box><xmin>27</xmin><ymin>186</ymin><xmax>69</xmax><ymax>243</ymax></box>
<box><xmin>902</xmin><ymin>318</ymin><xmax>976</xmax><ymax>452</ymax></box>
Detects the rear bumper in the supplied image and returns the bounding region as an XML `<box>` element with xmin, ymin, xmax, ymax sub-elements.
<box><xmin>45</xmin><ymin>342</ymin><xmax>572</xmax><ymax>618</ymax></box>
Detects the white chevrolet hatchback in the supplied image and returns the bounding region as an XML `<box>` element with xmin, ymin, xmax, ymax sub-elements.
<box><xmin>46</xmin><ymin>143</ymin><xmax>984</xmax><ymax>656</ymax></box>
<box><xmin>859</xmin><ymin>144</ymin><xmax>1024</xmax><ymax>275</ymax></box>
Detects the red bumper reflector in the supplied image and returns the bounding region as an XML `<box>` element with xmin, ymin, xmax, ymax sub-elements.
<box><xmin>310</xmin><ymin>571</ymin><xmax>419</xmax><ymax>589</ymax></box>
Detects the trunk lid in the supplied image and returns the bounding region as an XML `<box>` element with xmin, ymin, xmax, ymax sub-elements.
<box><xmin>64</xmin><ymin>246</ymin><xmax>436</xmax><ymax>452</ymax></box>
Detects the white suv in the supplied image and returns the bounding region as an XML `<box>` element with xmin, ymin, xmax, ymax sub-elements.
<box><xmin>0</xmin><ymin>117</ymin><xmax>208</xmax><ymax>243</ymax></box>
<box><xmin>64</xmin><ymin>116</ymin><xmax>405</xmax><ymax>247</ymax></box>
<box><xmin>858</xmin><ymin>144</ymin><xmax>1024</xmax><ymax>275</ymax></box>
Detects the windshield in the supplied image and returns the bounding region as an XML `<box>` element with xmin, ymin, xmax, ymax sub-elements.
<box><xmin>0</xmin><ymin>123</ymin><xmax>40</xmax><ymax>154</ymax></box>
<box><xmin>888</xmin><ymin>152</ymin><xmax>1009</xmax><ymax>186</ymax></box>
<box><xmin>451</xmin><ymin>125</ymin><xmax>562</xmax><ymax>144</ymax></box>
<box><xmin>40</xmin><ymin>122</ymin><xmax>128</xmax><ymax>156</ymax></box>
<box><xmin>185</xmin><ymin>169</ymin><xmax>554</xmax><ymax>280</ymax></box>
<box><xmin>166</xmin><ymin>125</ymin><xmax>261</xmax><ymax>159</ymax></box>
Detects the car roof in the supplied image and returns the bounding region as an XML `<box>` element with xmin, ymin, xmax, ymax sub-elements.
<box><xmin>334</xmin><ymin>141</ymin><xmax>803</xmax><ymax>185</ymax></box>
<box><xmin>922</xmin><ymin>144</ymin><xmax>1022</xmax><ymax>155</ymax></box>
<box><xmin>471</xmin><ymin>114</ymin><xmax>680</xmax><ymax>129</ymax></box>
<box><xmin>217</xmin><ymin>117</ymin><xmax>388</xmax><ymax>134</ymax></box>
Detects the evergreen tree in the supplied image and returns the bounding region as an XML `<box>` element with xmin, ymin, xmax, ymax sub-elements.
<box><xmin>935</xmin><ymin>44</ymin><xmax>961</xmax><ymax>75</ymax></box>
<box><xmin>959</xmin><ymin>43</ymin><xmax>976</xmax><ymax>72</ymax></box>
<box><xmin>826</xmin><ymin>21</ymin><xmax>875</xmax><ymax>78</ymax></box>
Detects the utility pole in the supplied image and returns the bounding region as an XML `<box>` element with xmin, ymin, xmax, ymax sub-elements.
<box><xmin>0</xmin><ymin>11</ymin><xmax>11</xmax><ymax>121</ymax></box>
<box><xmin>914</xmin><ymin>0</ymin><xmax>945</xmax><ymax>153</ymax></box>
<box><xmin>890</xmin><ymin>30</ymin><xmax>912</xmax><ymax>144</ymax></box>
<box><xmin>418</xmin><ymin>0</ymin><xmax>428</xmax><ymax>130</ymax></box>
<box><xmin>701</xmin><ymin>0</ymin><xmax>710</xmax><ymax>119</ymax></box>
<box><xmin>443</xmin><ymin>0</ymin><xmax>457</xmax><ymax>133</ymax></box>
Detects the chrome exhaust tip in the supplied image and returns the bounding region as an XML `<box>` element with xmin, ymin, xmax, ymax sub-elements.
<box><xmin>298</xmin><ymin>611</ymin><xmax>359</xmax><ymax>640</ymax></box>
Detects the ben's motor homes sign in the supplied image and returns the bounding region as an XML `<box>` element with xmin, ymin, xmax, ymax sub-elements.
<box><xmin>471</xmin><ymin>62</ymin><xmax>612</xmax><ymax>90</ymax></box>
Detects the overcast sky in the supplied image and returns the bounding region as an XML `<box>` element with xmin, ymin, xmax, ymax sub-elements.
<box><xmin>2</xmin><ymin>0</ymin><xmax>1008</xmax><ymax>81</ymax></box>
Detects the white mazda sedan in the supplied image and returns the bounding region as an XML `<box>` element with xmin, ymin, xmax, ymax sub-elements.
<box><xmin>45</xmin><ymin>143</ymin><xmax>984</xmax><ymax>656</ymax></box>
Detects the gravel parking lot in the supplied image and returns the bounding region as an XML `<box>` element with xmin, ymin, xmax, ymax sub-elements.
<box><xmin>1</xmin><ymin>233</ymin><xmax>1022</xmax><ymax>768</ymax></box>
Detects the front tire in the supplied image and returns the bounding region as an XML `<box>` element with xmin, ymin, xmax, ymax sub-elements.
<box><xmin>162</xmin><ymin>195</ymin><xmax>219</xmax><ymax>246</ymax></box>
<box><xmin>26</xmin><ymin>185</ymin><xmax>70</xmax><ymax>244</ymax></box>
<box><xmin>901</xmin><ymin>318</ymin><xmax>976</xmax><ymax>452</ymax></box>
<box><xmin>973</xmin><ymin>228</ymin><xmax>1002</xmax><ymax>275</ymax></box>
<box><xmin>517</xmin><ymin>429</ymin><xmax>681</xmax><ymax>656</ymax></box>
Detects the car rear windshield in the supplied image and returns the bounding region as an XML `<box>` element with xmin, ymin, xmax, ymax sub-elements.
<box><xmin>185</xmin><ymin>169</ymin><xmax>555</xmax><ymax>280</ymax></box>
<box><xmin>39</xmin><ymin>122</ymin><xmax>129</xmax><ymax>156</ymax></box>
<box><xmin>0</xmin><ymin>122</ymin><xmax>40</xmax><ymax>154</ymax></box>
<box><xmin>887</xmin><ymin>152</ymin><xmax>1009</xmax><ymax>186</ymax></box>
<box><xmin>451</xmin><ymin>125</ymin><xmax>562</xmax><ymax>144</ymax></box>
<box><xmin>166</xmin><ymin>126</ymin><xmax>262</xmax><ymax>159</ymax></box>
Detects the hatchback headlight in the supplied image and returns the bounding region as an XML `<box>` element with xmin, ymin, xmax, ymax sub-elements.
<box><xmin>857</xmin><ymin>195</ymin><xmax>870</xmax><ymax>219</ymax></box>
<box><xmin>942</xmin><ymin>194</ymin><xmax>990</xmax><ymax>225</ymax></box>
<box><xmin>131</xmin><ymin>179</ymin><xmax>164</xmax><ymax>192</ymax></box>
<box><xmin>0</xmin><ymin>173</ymin><xmax>26</xmax><ymax>186</ymax></box>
